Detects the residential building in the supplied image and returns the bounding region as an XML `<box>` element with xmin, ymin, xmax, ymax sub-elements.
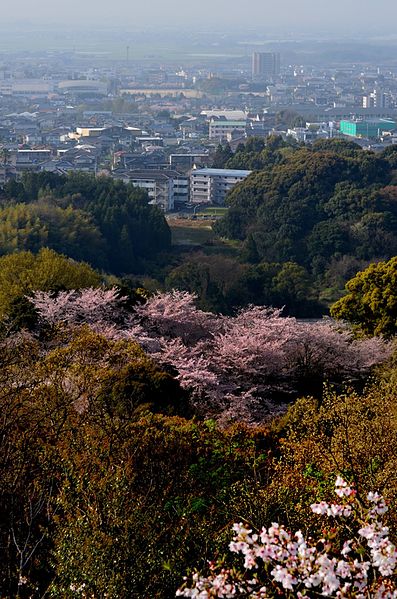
<box><xmin>209</xmin><ymin>119</ymin><xmax>247</xmax><ymax>141</ymax></box>
<box><xmin>252</xmin><ymin>52</ymin><xmax>281</xmax><ymax>81</ymax></box>
<box><xmin>14</xmin><ymin>149</ymin><xmax>52</xmax><ymax>166</ymax></box>
<box><xmin>190</xmin><ymin>168</ymin><xmax>252</xmax><ymax>205</ymax></box>
<box><xmin>169</xmin><ymin>153</ymin><xmax>209</xmax><ymax>172</ymax></box>
<box><xmin>118</xmin><ymin>169</ymin><xmax>189</xmax><ymax>211</ymax></box>
<box><xmin>363</xmin><ymin>89</ymin><xmax>391</xmax><ymax>109</ymax></box>
<box><xmin>201</xmin><ymin>109</ymin><xmax>247</xmax><ymax>121</ymax></box>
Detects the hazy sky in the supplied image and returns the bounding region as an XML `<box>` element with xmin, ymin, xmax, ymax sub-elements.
<box><xmin>3</xmin><ymin>0</ymin><xmax>397</xmax><ymax>32</ymax></box>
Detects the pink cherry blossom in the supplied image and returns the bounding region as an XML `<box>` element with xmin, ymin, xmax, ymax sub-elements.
<box><xmin>177</xmin><ymin>478</ymin><xmax>397</xmax><ymax>598</ymax></box>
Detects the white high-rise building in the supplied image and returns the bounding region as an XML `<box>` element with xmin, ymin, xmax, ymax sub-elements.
<box><xmin>363</xmin><ymin>89</ymin><xmax>391</xmax><ymax>109</ymax></box>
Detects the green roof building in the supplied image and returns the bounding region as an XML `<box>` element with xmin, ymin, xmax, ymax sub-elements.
<box><xmin>340</xmin><ymin>119</ymin><xmax>396</xmax><ymax>139</ymax></box>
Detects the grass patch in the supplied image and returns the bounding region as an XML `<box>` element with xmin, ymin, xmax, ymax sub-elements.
<box><xmin>169</xmin><ymin>220</ymin><xmax>215</xmax><ymax>246</ymax></box>
<box><xmin>197</xmin><ymin>207</ymin><xmax>229</xmax><ymax>217</ymax></box>
<box><xmin>169</xmin><ymin>218</ymin><xmax>241</xmax><ymax>258</ymax></box>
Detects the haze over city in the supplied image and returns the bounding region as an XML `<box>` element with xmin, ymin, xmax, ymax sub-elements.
<box><xmin>1</xmin><ymin>0</ymin><xmax>397</xmax><ymax>32</ymax></box>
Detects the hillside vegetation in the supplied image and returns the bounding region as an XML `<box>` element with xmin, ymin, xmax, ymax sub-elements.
<box><xmin>214</xmin><ymin>139</ymin><xmax>397</xmax><ymax>306</ymax></box>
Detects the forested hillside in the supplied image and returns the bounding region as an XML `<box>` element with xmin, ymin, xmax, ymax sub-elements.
<box><xmin>3</xmin><ymin>146</ymin><xmax>395</xmax><ymax>316</ymax></box>
<box><xmin>0</xmin><ymin>172</ymin><xmax>171</xmax><ymax>274</ymax></box>
<box><xmin>0</xmin><ymin>282</ymin><xmax>396</xmax><ymax>597</ymax></box>
<box><xmin>214</xmin><ymin>140</ymin><xmax>397</xmax><ymax>306</ymax></box>
<box><xmin>162</xmin><ymin>139</ymin><xmax>397</xmax><ymax>315</ymax></box>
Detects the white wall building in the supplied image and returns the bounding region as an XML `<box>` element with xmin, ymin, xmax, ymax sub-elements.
<box><xmin>121</xmin><ymin>170</ymin><xmax>189</xmax><ymax>212</ymax></box>
<box><xmin>0</xmin><ymin>79</ymin><xmax>54</xmax><ymax>96</ymax></box>
<box><xmin>190</xmin><ymin>168</ymin><xmax>252</xmax><ymax>206</ymax></box>
<box><xmin>209</xmin><ymin>119</ymin><xmax>247</xmax><ymax>141</ymax></box>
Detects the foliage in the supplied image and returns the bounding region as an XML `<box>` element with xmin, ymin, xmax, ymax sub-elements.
<box><xmin>311</xmin><ymin>138</ymin><xmax>363</xmax><ymax>156</ymax></box>
<box><xmin>177</xmin><ymin>478</ymin><xmax>397</xmax><ymax>598</ymax></box>
<box><xmin>275</xmin><ymin>109</ymin><xmax>306</xmax><ymax>129</ymax></box>
<box><xmin>30</xmin><ymin>289</ymin><xmax>391</xmax><ymax>421</ymax></box>
<box><xmin>214</xmin><ymin>145</ymin><xmax>397</xmax><ymax>302</ymax></box>
<box><xmin>0</xmin><ymin>325</ymin><xmax>188</xmax><ymax>597</ymax></box>
<box><xmin>225</xmin><ymin>136</ymin><xmax>295</xmax><ymax>171</ymax></box>
<box><xmin>0</xmin><ymin>283</ymin><xmax>396</xmax><ymax>597</ymax></box>
<box><xmin>0</xmin><ymin>248</ymin><xmax>101</xmax><ymax>320</ymax></box>
<box><xmin>196</xmin><ymin>77</ymin><xmax>242</xmax><ymax>94</ymax></box>
<box><xmin>331</xmin><ymin>256</ymin><xmax>397</xmax><ymax>338</ymax></box>
<box><xmin>212</xmin><ymin>142</ymin><xmax>233</xmax><ymax>168</ymax></box>
<box><xmin>50</xmin><ymin>416</ymin><xmax>267</xmax><ymax>598</ymax></box>
<box><xmin>0</xmin><ymin>201</ymin><xmax>108</xmax><ymax>268</ymax></box>
<box><xmin>165</xmin><ymin>254</ymin><xmax>323</xmax><ymax>317</ymax></box>
<box><xmin>1</xmin><ymin>172</ymin><xmax>171</xmax><ymax>274</ymax></box>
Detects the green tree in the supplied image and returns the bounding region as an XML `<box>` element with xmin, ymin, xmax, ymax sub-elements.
<box><xmin>215</xmin><ymin>144</ymin><xmax>397</xmax><ymax>298</ymax></box>
<box><xmin>312</xmin><ymin>138</ymin><xmax>363</xmax><ymax>155</ymax></box>
<box><xmin>1</xmin><ymin>172</ymin><xmax>172</xmax><ymax>275</ymax></box>
<box><xmin>0</xmin><ymin>202</ymin><xmax>108</xmax><ymax>269</ymax></box>
<box><xmin>272</xmin><ymin>261</ymin><xmax>315</xmax><ymax>314</ymax></box>
<box><xmin>241</xmin><ymin>233</ymin><xmax>260</xmax><ymax>264</ymax></box>
<box><xmin>211</xmin><ymin>143</ymin><xmax>233</xmax><ymax>168</ymax></box>
<box><xmin>330</xmin><ymin>256</ymin><xmax>397</xmax><ymax>337</ymax></box>
<box><xmin>0</xmin><ymin>248</ymin><xmax>101</xmax><ymax>318</ymax></box>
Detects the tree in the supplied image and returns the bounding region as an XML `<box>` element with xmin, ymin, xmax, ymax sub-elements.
<box><xmin>0</xmin><ymin>249</ymin><xmax>101</xmax><ymax>319</ymax></box>
<box><xmin>211</xmin><ymin>143</ymin><xmax>233</xmax><ymax>168</ymax></box>
<box><xmin>331</xmin><ymin>257</ymin><xmax>397</xmax><ymax>338</ymax></box>
<box><xmin>0</xmin><ymin>202</ymin><xmax>108</xmax><ymax>269</ymax></box>
<box><xmin>271</xmin><ymin>261</ymin><xmax>317</xmax><ymax>316</ymax></box>
<box><xmin>312</xmin><ymin>138</ymin><xmax>363</xmax><ymax>155</ymax></box>
<box><xmin>275</xmin><ymin>110</ymin><xmax>305</xmax><ymax>129</ymax></box>
<box><xmin>0</xmin><ymin>172</ymin><xmax>172</xmax><ymax>275</ymax></box>
<box><xmin>214</xmin><ymin>144</ymin><xmax>397</xmax><ymax>301</ymax></box>
<box><xmin>0</xmin><ymin>284</ymin><xmax>395</xmax><ymax>597</ymax></box>
<box><xmin>30</xmin><ymin>289</ymin><xmax>391</xmax><ymax>422</ymax></box>
<box><xmin>241</xmin><ymin>234</ymin><xmax>260</xmax><ymax>264</ymax></box>
<box><xmin>0</xmin><ymin>325</ymin><xmax>187</xmax><ymax>596</ymax></box>
<box><xmin>177</xmin><ymin>477</ymin><xmax>397</xmax><ymax>598</ymax></box>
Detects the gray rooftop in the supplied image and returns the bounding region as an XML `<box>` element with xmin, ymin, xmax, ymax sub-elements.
<box><xmin>192</xmin><ymin>168</ymin><xmax>252</xmax><ymax>177</ymax></box>
<box><xmin>210</xmin><ymin>120</ymin><xmax>247</xmax><ymax>127</ymax></box>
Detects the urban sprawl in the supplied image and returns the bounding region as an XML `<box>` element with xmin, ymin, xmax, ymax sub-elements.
<box><xmin>2</xmin><ymin>45</ymin><xmax>397</xmax><ymax>212</ymax></box>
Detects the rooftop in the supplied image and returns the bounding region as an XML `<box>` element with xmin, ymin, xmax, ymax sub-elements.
<box><xmin>340</xmin><ymin>118</ymin><xmax>396</xmax><ymax>124</ymax></box>
<box><xmin>210</xmin><ymin>120</ymin><xmax>247</xmax><ymax>127</ymax></box>
<box><xmin>192</xmin><ymin>168</ymin><xmax>252</xmax><ymax>177</ymax></box>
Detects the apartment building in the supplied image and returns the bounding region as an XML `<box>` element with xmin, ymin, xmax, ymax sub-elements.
<box><xmin>120</xmin><ymin>169</ymin><xmax>189</xmax><ymax>212</ymax></box>
<box><xmin>209</xmin><ymin>119</ymin><xmax>247</xmax><ymax>141</ymax></box>
<box><xmin>190</xmin><ymin>168</ymin><xmax>252</xmax><ymax>205</ymax></box>
<box><xmin>252</xmin><ymin>52</ymin><xmax>281</xmax><ymax>81</ymax></box>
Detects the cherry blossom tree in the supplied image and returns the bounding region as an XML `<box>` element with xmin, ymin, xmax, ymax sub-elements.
<box><xmin>29</xmin><ymin>289</ymin><xmax>393</xmax><ymax>422</ymax></box>
<box><xmin>176</xmin><ymin>477</ymin><xmax>397</xmax><ymax>598</ymax></box>
<box><xmin>134</xmin><ymin>290</ymin><xmax>222</xmax><ymax>344</ymax></box>
<box><xmin>32</xmin><ymin>287</ymin><xmax>126</xmax><ymax>327</ymax></box>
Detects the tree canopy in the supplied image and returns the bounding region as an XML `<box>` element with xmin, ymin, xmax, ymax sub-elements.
<box><xmin>214</xmin><ymin>144</ymin><xmax>397</xmax><ymax>303</ymax></box>
<box><xmin>0</xmin><ymin>285</ymin><xmax>395</xmax><ymax>597</ymax></box>
<box><xmin>0</xmin><ymin>248</ymin><xmax>101</xmax><ymax>319</ymax></box>
<box><xmin>0</xmin><ymin>202</ymin><xmax>108</xmax><ymax>268</ymax></box>
<box><xmin>0</xmin><ymin>172</ymin><xmax>171</xmax><ymax>274</ymax></box>
<box><xmin>331</xmin><ymin>256</ymin><xmax>397</xmax><ymax>338</ymax></box>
